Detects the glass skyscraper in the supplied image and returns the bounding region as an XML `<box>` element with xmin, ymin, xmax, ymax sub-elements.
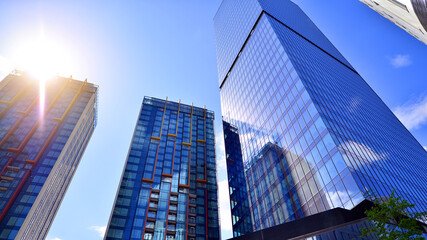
<box><xmin>105</xmin><ymin>97</ymin><xmax>219</xmax><ymax>240</ymax></box>
<box><xmin>214</xmin><ymin>0</ymin><xmax>427</xmax><ymax>237</ymax></box>
<box><xmin>0</xmin><ymin>71</ymin><xmax>98</xmax><ymax>239</ymax></box>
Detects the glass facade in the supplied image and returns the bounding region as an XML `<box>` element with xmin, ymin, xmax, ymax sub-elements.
<box><xmin>105</xmin><ymin>97</ymin><xmax>219</xmax><ymax>240</ymax></box>
<box><xmin>0</xmin><ymin>71</ymin><xmax>98</xmax><ymax>239</ymax></box>
<box><xmin>215</xmin><ymin>0</ymin><xmax>427</xmax><ymax>237</ymax></box>
<box><xmin>222</xmin><ymin>121</ymin><xmax>252</xmax><ymax>237</ymax></box>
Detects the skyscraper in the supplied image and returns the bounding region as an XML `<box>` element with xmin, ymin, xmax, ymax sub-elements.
<box><xmin>214</xmin><ymin>0</ymin><xmax>427</xmax><ymax>237</ymax></box>
<box><xmin>0</xmin><ymin>71</ymin><xmax>98</xmax><ymax>239</ymax></box>
<box><xmin>360</xmin><ymin>0</ymin><xmax>427</xmax><ymax>44</ymax></box>
<box><xmin>105</xmin><ymin>97</ymin><xmax>219</xmax><ymax>240</ymax></box>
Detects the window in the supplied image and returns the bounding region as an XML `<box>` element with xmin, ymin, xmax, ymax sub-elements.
<box><xmin>150</xmin><ymin>193</ymin><xmax>159</xmax><ymax>200</ymax></box>
<box><xmin>169</xmin><ymin>204</ymin><xmax>177</xmax><ymax>211</ymax></box>
<box><xmin>145</xmin><ymin>222</ymin><xmax>155</xmax><ymax>229</ymax></box>
<box><xmin>144</xmin><ymin>233</ymin><xmax>153</xmax><ymax>240</ymax></box>
<box><xmin>168</xmin><ymin>214</ymin><xmax>177</xmax><ymax>221</ymax></box>
<box><xmin>147</xmin><ymin>211</ymin><xmax>156</xmax><ymax>219</ymax></box>
<box><xmin>149</xmin><ymin>202</ymin><xmax>158</xmax><ymax>208</ymax></box>
<box><xmin>167</xmin><ymin>224</ymin><xmax>176</xmax><ymax>231</ymax></box>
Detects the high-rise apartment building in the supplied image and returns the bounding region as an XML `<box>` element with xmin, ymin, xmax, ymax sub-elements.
<box><xmin>105</xmin><ymin>97</ymin><xmax>219</xmax><ymax>240</ymax></box>
<box><xmin>214</xmin><ymin>0</ymin><xmax>427</xmax><ymax>238</ymax></box>
<box><xmin>0</xmin><ymin>71</ymin><xmax>98</xmax><ymax>239</ymax></box>
<box><xmin>360</xmin><ymin>0</ymin><xmax>427</xmax><ymax>44</ymax></box>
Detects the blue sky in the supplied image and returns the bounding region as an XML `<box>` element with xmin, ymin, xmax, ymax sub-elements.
<box><xmin>0</xmin><ymin>1</ymin><xmax>426</xmax><ymax>240</ymax></box>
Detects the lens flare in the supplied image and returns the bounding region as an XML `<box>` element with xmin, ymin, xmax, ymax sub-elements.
<box><xmin>39</xmin><ymin>80</ymin><xmax>46</xmax><ymax>118</ymax></box>
<box><xmin>12</xmin><ymin>26</ymin><xmax>75</xmax><ymax>79</ymax></box>
<box><xmin>10</xmin><ymin>26</ymin><xmax>76</xmax><ymax>118</ymax></box>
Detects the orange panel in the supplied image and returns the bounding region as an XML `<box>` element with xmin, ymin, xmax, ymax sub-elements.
<box><xmin>141</xmin><ymin>189</ymin><xmax>153</xmax><ymax>238</ymax></box>
<box><xmin>10</xmin><ymin>79</ymin><xmax>69</xmax><ymax>152</ymax></box>
<box><xmin>178</xmin><ymin>184</ymin><xmax>190</xmax><ymax>189</ymax></box>
<box><xmin>142</xmin><ymin>178</ymin><xmax>154</xmax><ymax>183</ymax></box>
<box><xmin>0</xmin><ymin>170</ymin><xmax>31</xmax><ymax>222</ymax></box>
<box><xmin>196</xmin><ymin>179</ymin><xmax>207</xmax><ymax>184</ymax></box>
<box><xmin>25</xmin><ymin>124</ymin><xmax>60</xmax><ymax>165</ymax></box>
<box><xmin>0</xmin><ymin>95</ymin><xmax>39</xmax><ymax>148</ymax></box>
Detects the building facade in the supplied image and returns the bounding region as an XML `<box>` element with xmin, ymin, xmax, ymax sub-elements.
<box><xmin>215</xmin><ymin>0</ymin><xmax>427</xmax><ymax>237</ymax></box>
<box><xmin>360</xmin><ymin>0</ymin><xmax>427</xmax><ymax>44</ymax></box>
<box><xmin>0</xmin><ymin>71</ymin><xmax>98</xmax><ymax>239</ymax></box>
<box><xmin>105</xmin><ymin>97</ymin><xmax>219</xmax><ymax>240</ymax></box>
<box><xmin>222</xmin><ymin>121</ymin><xmax>253</xmax><ymax>237</ymax></box>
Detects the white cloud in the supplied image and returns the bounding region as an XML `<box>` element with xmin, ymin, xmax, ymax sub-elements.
<box><xmin>218</xmin><ymin>180</ymin><xmax>233</xmax><ymax>232</ymax></box>
<box><xmin>326</xmin><ymin>190</ymin><xmax>363</xmax><ymax>210</ymax></box>
<box><xmin>389</xmin><ymin>54</ymin><xmax>412</xmax><ymax>68</ymax></box>
<box><xmin>424</xmin><ymin>146</ymin><xmax>427</xmax><ymax>151</ymax></box>
<box><xmin>89</xmin><ymin>226</ymin><xmax>106</xmax><ymax>238</ymax></box>
<box><xmin>327</xmin><ymin>190</ymin><xmax>348</xmax><ymax>208</ymax></box>
<box><xmin>339</xmin><ymin>140</ymin><xmax>387</xmax><ymax>163</ymax></box>
<box><xmin>393</xmin><ymin>95</ymin><xmax>427</xmax><ymax>130</ymax></box>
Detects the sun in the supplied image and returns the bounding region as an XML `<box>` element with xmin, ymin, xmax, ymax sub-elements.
<box><xmin>9</xmin><ymin>27</ymin><xmax>76</xmax><ymax>116</ymax></box>
<box><xmin>12</xmin><ymin>27</ymin><xmax>75</xmax><ymax>82</ymax></box>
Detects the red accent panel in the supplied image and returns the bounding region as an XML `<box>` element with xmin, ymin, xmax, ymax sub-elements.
<box><xmin>205</xmin><ymin>188</ymin><xmax>208</xmax><ymax>240</ymax></box>
<box><xmin>164</xmin><ymin>182</ymin><xmax>173</xmax><ymax>240</ymax></box>
<box><xmin>0</xmin><ymin>170</ymin><xmax>31</xmax><ymax>222</ymax></box>
<box><xmin>8</xmin><ymin>80</ymin><xmax>68</xmax><ymax>152</ymax></box>
<box><xmin>186</xmin><ymin>194</ymin><xmax>189</xmax><ymax>240</ymax></box>
<box><xmin>0</xmin><ymin>96</ymin><xmax>39</xmax><ymax>148</ymax></box>
<box><xmin>0</xmin><ymin>158</ymin><xmax>14</xmax><ymax>176</ymax></box>
<box><xmin>26</xmin><ymin>124</ymin><xmax>60</xmax><ymax>165</ymax></box>
<box><xmin>0</xmin><ymin>80</ymin><xmax>70</xmax><ymax>224</ymax></box>
<box><xmin>141</xmin><ymin>189</ymin><xmax>153</xmax><ymax>240</ymax></box>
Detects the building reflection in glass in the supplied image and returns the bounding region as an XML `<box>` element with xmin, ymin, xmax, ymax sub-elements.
<box><xmin>216</xmin><ymin>0</ymin><xmax>427</xmax><ymax>237</ymax></box>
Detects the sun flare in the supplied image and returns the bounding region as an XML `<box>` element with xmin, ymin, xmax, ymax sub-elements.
<box><xmin>9</xmin><ymin>27</ymin><xmax>76</xmax><ymax>117</ymax></box>
<box><xmin>12</xmin><ymin>27</ymin><xmax>75</xmax><ymax>82</ymax></box>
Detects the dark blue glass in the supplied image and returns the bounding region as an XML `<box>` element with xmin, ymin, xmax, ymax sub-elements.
<box><xmin>223</xmin><ymin>121</ymin><xmax>253</xmax><ymax>237</ymax></box>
